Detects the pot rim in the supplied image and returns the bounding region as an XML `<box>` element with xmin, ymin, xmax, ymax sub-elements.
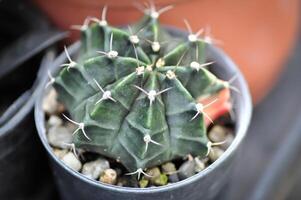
<box><xmin>35</xmin><ymin>28</ymin><xmax>252</xmax><ymax>193</ymax></box>
<box><xmin>0</xmin><ymin>50</ymin><xmax>55</xmax><ymax>138</ymax></box>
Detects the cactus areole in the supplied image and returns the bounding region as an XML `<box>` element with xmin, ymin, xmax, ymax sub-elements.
<box><xmin>53</xmin><ymin>7</ymin><xmax>232</xmax><ymax>175</ymax></box>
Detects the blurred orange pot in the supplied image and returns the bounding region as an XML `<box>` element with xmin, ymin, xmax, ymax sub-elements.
<box><xmin>33</xmin><ymin>0</ymin><xmax>299</xmax><ymax>104</ymax></box>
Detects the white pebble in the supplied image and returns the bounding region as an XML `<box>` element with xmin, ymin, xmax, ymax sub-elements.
<box><xmin>209</xmin><ymin>147</ymin><xmax>224</xmax><ymax>162</ymax></box>
<box><xmin>61</xmin><ymin>152</ymin><xmax>82</xmax><ymax>171</ymax></box>
<box><xmin>178</xmin><ymin>160</ymin><xmax>195</xmax><ymax>180</ymax></box>
<box><xmin>53</xmin><ymin>148</ymin><xmax>68</xmax><ymax>159</ymax></box>
<box><xmin>194</xmin><ymin>157</ymin><xmax>206</xmax><ymax>172</ymax></box>
<box><xmin>43</xmin><ymin>89</ymin><xmax>59</xmax><ymax>115</ymax></box>
<box><xmin>208</xmin><ymin>125</ymin><xmax>227</xmax><ymax>143</ymax></box>
<box><xmin>47</xmin><ymin>115</ymin><xmax>63</xmax><ymax>127</ymax></box>
<box><xmin>82</xmin><ymin>158</ymin><xmax>110</xmax><ymax>180</ymax></box>
<box><xmin>100</xmin><ymin>169</ymin><xmax>117</xmax><ymax>185</ymax></box>
<box><xmin>48</xmin><ymin>126</ymin><xmax>72</xmax><ymax>149</ymax></box>
<box><xmin>221</xmin><ymin>134</ymin><xmax>235</xmax><ymax>150</ymax></box>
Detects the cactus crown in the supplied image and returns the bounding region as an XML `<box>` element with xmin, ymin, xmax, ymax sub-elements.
<box><xmin>53</xmin><ymin>5</ymin><xmax>229</xmax><ymax>176</ymax></box>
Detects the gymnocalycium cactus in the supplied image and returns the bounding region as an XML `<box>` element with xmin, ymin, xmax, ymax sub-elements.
<box><xmin>52</xmin><ymin>5</ymin><xmax>233</xmax><ymax>178</ymax></box>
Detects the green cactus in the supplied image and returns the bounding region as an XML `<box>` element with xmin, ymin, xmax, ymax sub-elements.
<box><xmin>53</xmin><ymin>5</ymin><xmax>229</xmax><ymax>177</ymax></box>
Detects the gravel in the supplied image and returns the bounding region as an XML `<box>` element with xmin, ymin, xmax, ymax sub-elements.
<box><xmin>208</xmin><ymin>125</ymin><xmax>228</xmax><ymax>143</ymax></box>
<box><xmin>178</xmin><ymin>159</ymin><xmax>196</xmax><ymax>180</ymax></box>
<box><xmin>209</xmin><ymin>147</ymin><xmax>225</xmax><ymax>162</ymax></box>
<box><xmin>82</xmin><ymin>158</ymin><xmax>110</xmax><ymax>180</ymax></box>
<box><xmin>47</xmin><ymin>126</ymin><xmax>73</xmax><ymax>149</ymax></box>
<box><xmin>61</xmin><ymin>152</ymin><xmax>82</xmax><ymax>171</ymax></box>
<box><xmin>100</xmin><ymin>169</ymin><xmax>117</xmax><ymax>185</ymax></box>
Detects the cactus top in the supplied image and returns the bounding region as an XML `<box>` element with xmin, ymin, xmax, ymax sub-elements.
<box><xmin>53</xmin><ymin>8</ymin><xmax>228</xmax><ymax>174</ymax></box>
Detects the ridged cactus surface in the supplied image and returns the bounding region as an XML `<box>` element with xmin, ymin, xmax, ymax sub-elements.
<box><xmin>53</xmin><ymin>7</ymin><xmax>228</xmax><ymax>174</ymax></box>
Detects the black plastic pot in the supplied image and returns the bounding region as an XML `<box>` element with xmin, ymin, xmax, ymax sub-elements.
<box><xmin>35</xmin><ymin>28</ymin><xmax>252</xmax><ymax>200</ymax></box>
<box><xmin>0</xmin><ymin>51</ymin><xmax>59</xmax><ymax>200</ymax></box>
<box><xmin>0</xmin><ymin>1</ymin><xmax>68</xmax><ymax>199</ymax></box>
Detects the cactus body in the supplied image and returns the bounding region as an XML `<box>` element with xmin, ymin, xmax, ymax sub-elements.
<box><xmin>54</xmin><ymin>12</ymin><xmax>228</xmax><ymax>172</ymax></box>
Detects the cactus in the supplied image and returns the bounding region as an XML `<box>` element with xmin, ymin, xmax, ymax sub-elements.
<box><xmin>52</xmin><ymin>5</ymin><xmax>232</xmax><ymax>177</ymax></box>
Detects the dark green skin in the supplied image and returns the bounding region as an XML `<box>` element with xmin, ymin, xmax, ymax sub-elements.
<box><xmin>54</xmin><ymin>14</ymin><xmax>227</xmax><ymax>172</ymax></box>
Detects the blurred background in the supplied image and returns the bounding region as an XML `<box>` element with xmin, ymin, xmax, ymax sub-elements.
<box><xmin>0</xmin><ymin>0</ymin><xmax>300</xmax><ymax>199</ymax></box>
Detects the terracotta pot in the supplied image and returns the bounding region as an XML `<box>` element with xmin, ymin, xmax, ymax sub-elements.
<box><xmin>33</xmin><ymin>0</ymin><xmax>300</xmax><ymax>104</ymax></box>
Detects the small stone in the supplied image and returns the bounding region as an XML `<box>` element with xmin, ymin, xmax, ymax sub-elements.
<box><xmin>161</xmin><ymin>162</ymin><xmax>179</xmax><ymax>183</ymax></box>
<box><xmin>178</xmin><ymin>159</ymin><xmax>196</xmax><ymax>180</ymax></box>
<box><xmin>145</xmin><ymin>167</ymin><xmax>161</xmax><ymax>182</ymax></box>
<box><xmin>53</xmin><ymin>148</ymin><xmax>68</xmax><ymax>159</ymax></box>
<box><xmin>47</xmin><ymin>115</ymin><xmax>63</xmax><ymax>127</ymax></box>
<box><xmin>43</xmin><ymin>89</ymin><xmax>57</xmax><ymax>114</ymax></box>
<box><xmin>153</xmin><ymin>174</ymin><xmax>168</xmax><ymax>186</ymax></box>
<box><xmin>194</xmin><ymin>157</ymin><xmax>206</xmax><ymax>172</ymax></box>
<box><xmin>43</xmin><ymin>89</ymin><xmax>64</xmax><ymax>115</ymax></box>
<box><xmin>100</xmin><ymin>169</ymin><xmax>117</xmax><ymax>185</ymax></box>
<box><xmin>209</xmin><ymin>147</ymin><xmax>225</xmax><ymax>162</ymax></box>
<box><xmin>208</xmin><ymin>125</ymin><xmax>227</xmax><ymax>143</ymax></box>
<box><xmin>201</xmin><ymin>157</ymin><xmax>210</xmax><ymax>165</ymax></box>
<box><xmin>139</xmin><ymin>178</ymin><xmax>149</xmax><ymax>188</ymax></box>
<box><xmin>221</xmin><ymin>133</ymin><xmax>235</xmax><ymax>150</ymax></box>
<box><xmin>145</xmin><ymin>167</ymin><xmax>167</xmax><ymax>186</ymax></box>
<box><xmin>168</xmin><ymin>174</ymin><xmax>180</xmax><ymax>183</ymax></box>
<box><xmin>161</xmin><ymin>162</ymin><xmax>177</xmax><ymax>174</ymax></box>
<box><xmin>61</xmin><ymin>152</ymin><xmax>82</xmax><ymax>171</ymax></box>
<box><xmin>82</xmin><ymin>158</ymin><xmax>110</xmax><ymax>180</ymax></box>
<box><xmin>48</xmin><ymin>126</ymin><xmax>72</xmax><ymax>149</ymax></box>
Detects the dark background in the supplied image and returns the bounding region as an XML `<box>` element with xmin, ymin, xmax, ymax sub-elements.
<box><xmin>227</xmin><ymin>28</ymin><xmax>301</xmax><ymax>200</ymax></box>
